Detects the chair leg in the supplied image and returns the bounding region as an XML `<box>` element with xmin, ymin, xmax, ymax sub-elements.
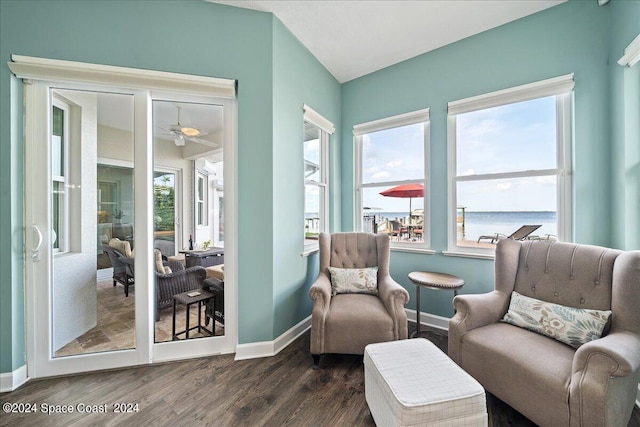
<box><xmin>312</xmin><ymin>354</ymin><xmax>321</xmax><ymax>370</ymax></box>
<box><xmin>113</xmin><ymin>280</ymin><xmax>116</xmax><ymax>287</ymax></box>
<box><xmin>124</xmin><ymin>283</ymin><xmax>129</xmax><ymax>297</ymax></box>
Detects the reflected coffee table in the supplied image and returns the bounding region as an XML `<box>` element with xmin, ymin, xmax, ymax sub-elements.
<box><xmin>408</xmin><ymin>271</ymin><xmax>464</xmax><ymax>338</ymax></box>
<box><xmin>179</xmin><ymin>248</ymin><xmax>224</xmax><ymax>268</ymax></box>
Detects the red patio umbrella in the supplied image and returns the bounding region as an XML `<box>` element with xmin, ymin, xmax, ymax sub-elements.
<box><xmin>379</xmin><ymin>183</ymin><xmax>424</xmax><ymax>218</ymax></box>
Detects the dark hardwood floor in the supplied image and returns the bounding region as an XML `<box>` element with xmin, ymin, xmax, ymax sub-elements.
<box><xmin>1</xmin><ymin>324</ymin><xmax>639</xmax><ymax>426</ymax></box>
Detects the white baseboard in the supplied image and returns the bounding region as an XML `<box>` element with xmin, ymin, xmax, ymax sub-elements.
<box><xmin>405</xmin><ymin>308</ymin><xmax>450</xmax><ymax>332</ymax></box>
<box><xmin>96</xmin><ymin>267</ymin><xmax>112</xmax><ymax>282</ymax></box>
<box><xmin>0</xmin><ymin>364</ymin><xmax>28</xmax><ymax>392</ymax></box>
<box><xmin>234</xmin><ymin>315</ymin><xmax>311</xmax><ymax>361</ymax></box>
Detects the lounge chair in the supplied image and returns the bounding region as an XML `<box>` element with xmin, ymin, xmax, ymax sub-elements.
<box><xmin>477</xmin><ymin>224</ymin><xmax>541</xmax><ymax>244</ymax></box>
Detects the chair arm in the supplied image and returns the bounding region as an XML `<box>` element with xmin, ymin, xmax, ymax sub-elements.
<box><xmin>572</xmin><ymin>330</ymin><xmax>640</xmax><ymax>378</ymax></box>
<box><xmin>451</xmin><ymin>290</ymin><xmax>510</xmax><ymax>332</ymax></box>
<box><xmin>448</xmin><ymin>291</ymin><xmax>510</xmax><ymax>363</ymax></box>
<box><xmin>569</xmin><ymin>331</ymin><xmax>640</xmax><ymax>426</ymax></box>
<box><xmin>166</xmin><ymin>260</ymin><xmax>185</xmax><ymax>272</ymax></box>
<box><xmin>202</xmin><ymin>277</ymin><xmax>224</xmax><ymax>293</ymax></box>
<box><xmin>309</xmin><ymin>273</ymin><xmax>331</xmax><ymax>317</ymax></box>
<box><xmin>378</xmin><ymin>275</ymin><xmax>410</xmax><ymax>339</ymax></box>
<box><xmin>119</xmin><ymin>256</ymin><xmax>135</xmax><ymax>276</ymax></box>
<box><xmin>309</xmin><ymin>272</ymin><xmax>332</xmax><ymax>355</ymax></box>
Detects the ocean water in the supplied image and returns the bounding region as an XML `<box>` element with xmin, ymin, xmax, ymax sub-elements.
<box><xmin>460</xmin><ymin>211</ymin><xmax>556</xmax><ymax>242</ymax></box>
<box><xmin>368</xmin><ymin>211</ymin><xmax>557</xmax><ymax>242</ymax></box>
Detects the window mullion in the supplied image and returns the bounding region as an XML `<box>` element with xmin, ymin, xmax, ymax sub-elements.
<box><xmin>361</xmin><ymin>179</ymin><xmax>424</xmax><ymax>188</ymax></box>
<box><xmin>456</xmin><ymin>169</ymin><xmax>558</xmax><ymax>182</ymax></box>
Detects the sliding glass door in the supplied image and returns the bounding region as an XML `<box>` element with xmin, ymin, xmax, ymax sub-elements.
<box><xmin>23</xmin><ymin>77</ymin><xmax>236</xmax><ymax>378</ymax></box>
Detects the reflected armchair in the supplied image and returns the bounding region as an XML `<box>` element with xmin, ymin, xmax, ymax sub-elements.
<box><xmin>155</xmin><ymin>262</ymin><xmax>208</xmax><ymax>322</ymax></box>
<box><xmin>309</xmin><ymin>232</ymin><xmax>410</xmax><ymax>369</ymax></box>
<box><xmin>102</xmin><ymin>242</ymin><xmax>134</xmax><ymax>297</ymax></box>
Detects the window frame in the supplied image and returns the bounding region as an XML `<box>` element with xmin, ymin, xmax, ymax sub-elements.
<box><xmin>354</xmin><ymin>108</ymin><xmax>432</xmax><ymax>253</ymax></box>
<box><xmin>196</xmin><ymin>171</ymin><xmax>208</xmax><ymax>227</ymax></box>
<box><xmin>303</xmin><ymin>104</ymin><xmax>334</xmax><ymax>254</ymax></box>
<box><xmin>445</xmin><ymin>74</ymin><xmax>574</xmax><ymax>258</ymax></box>
<box><xmin>51</xmin><ymin>97</ymin><xmax>70</xmax><ymax>254</ymax></box>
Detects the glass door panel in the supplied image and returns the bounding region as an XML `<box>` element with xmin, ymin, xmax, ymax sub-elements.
<box><xmin>51</xmin><ymin>89</ymin><xmax>135</xmax><ymax>357</ymax></box>
<box><xmin>152</xmin><ymin>100</ymin><xmax>225</xmax><ymax>343</ymax></box>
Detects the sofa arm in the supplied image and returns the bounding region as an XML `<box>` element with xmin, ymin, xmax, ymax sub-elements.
<box><xmin>309</xmin><ymin>272</ymin><xmax>332</xmax><ymax>355</ymax></box>
<box><xmin>451</xmin><ymin>290</ymin><xmax>510</xmax><ymax>332</ymax></box>
<box><xmin>448</xmin><ymin>291</ymin><xmax>510</xmax><ymax>363</ymax></box>
<box><xmin>569</xmin><ymin>331</ymin><xmax>640</xmax><ymax>427</ymax></box>
<box><xmin>572</xmin><ymin>330</ymin><xmax>640</xmax><ymax>378</ymax></box>
<box><xmin>378</xmin><ymin>275</ymin><xmax>410</xmax><ymax>340</ymax></box>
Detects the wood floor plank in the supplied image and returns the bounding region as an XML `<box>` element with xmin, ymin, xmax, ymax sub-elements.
<box><xmin>2</xmin><ymin>326</ymin><xmax>639</xmax><ymax>427</ymax></box>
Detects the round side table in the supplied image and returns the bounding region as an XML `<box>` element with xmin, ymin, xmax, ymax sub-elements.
<box><xmin>408</xmin><ymin>271</ymin><xmax>464</xmax><ymax>338</ymax></box>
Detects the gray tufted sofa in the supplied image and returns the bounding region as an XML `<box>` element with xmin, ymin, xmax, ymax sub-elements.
<box><xmin>309</xmin><ymin>232</ymin><xmax>410</xmax><ymax>369</ymax></box>
<box><xmin>449</xmin><ymin>239</ymin><xmax>640</xmax><ymax>427</ymax></box>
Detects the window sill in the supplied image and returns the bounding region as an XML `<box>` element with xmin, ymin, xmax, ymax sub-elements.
<box><xmin>301</xmin><ymin>246</ymin><xmax>319</xmax><ymax>257</ymax></box>
<box><xmin>442</xmin><ymin>250</ymin><xmax>495</xmax><ymax>260</ymax></box>
<box><xmin>390</xmin><ymin>247</ymin><xmax>436</xmax><ymax>255</ymax></box>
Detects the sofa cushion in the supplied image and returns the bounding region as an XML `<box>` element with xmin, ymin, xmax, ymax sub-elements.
<box><xmin>154</xmin><ymin>249</ymin><xmax>171</xmax><ymax>274</ymax></box>
<box><xmin>328</xmin><ymin>266</ymin><xmax>378</xmax><ymax>296</ymax></box>
<box><xmin>502</xmin><ymin>291</ymin><xmax>611</xmax><ymax>349</ymax></box>
<box><xmin>461</xmin><ymin>323</ymin><xmax>574</xmax><ymax>426</ymax></box>
<box><xmin>325</xmin><ymin>294</ymin><xmax>393</xmax><ymax>354</ymax></box>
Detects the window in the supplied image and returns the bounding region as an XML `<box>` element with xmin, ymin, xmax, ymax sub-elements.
<box><xmin>303</xmin><ymin>105</ymin><xmax>334</xmax><ymax>251</ymax></box>
<box><xmin>51</xmin><ymin>100</ymin><xmax>68</xmax><ymax>253</ymax></box>
<box><xmin>354</xmin><ymin>108</ymin><xmax>430</xmax><ymax>250</ymax></box>
<box><xmin>196</xmin><ymin>172</ymin><xmax>207</xmax><ymax>227</ymax></box>
<box><xmin>447</xmin><ymin>74</ymin><xmax>573</xmax><ymax>256</ymax></box>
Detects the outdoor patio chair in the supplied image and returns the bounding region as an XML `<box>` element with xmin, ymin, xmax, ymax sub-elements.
<box><xmin>102</xmin><ymin>242</ymin><xmax>134</xmax><ymax>297</ymax></box>
<box><xmin>389</xmin><ymin>220</ymin><xmax>407</xmax><ymax>240</ymax></box>
<box><xmin>477</xmin><ymin>224</ymin><xmax>541</xmax><ymax>244</ymax></box>
<box><xmin>202</xmin><ymin>276</ymin><xmax>224</xmax><ymax>327</ymax></box>
<box><xmin>154</xmin><ymin>261</ymin><xmax>210</xmax><ymax>322</ymax></box>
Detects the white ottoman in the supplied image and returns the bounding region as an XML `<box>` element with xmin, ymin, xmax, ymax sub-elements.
<box><xmin>364</xmin><ymin>338</ymin><xmax>487</xmax><ymax>427</ymax></box>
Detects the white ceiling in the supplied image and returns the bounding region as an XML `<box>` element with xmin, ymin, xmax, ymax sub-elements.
<box><xmin>94</xmin><ymin>94</ymin><xmax>224</xmax><ymax>149</ymax></box>
<box><xmin>210</xmin><ymin>0</ymin><xmax>566</xmax><ymax>83</ymax></box>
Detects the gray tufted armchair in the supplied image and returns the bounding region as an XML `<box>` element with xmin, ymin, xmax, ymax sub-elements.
<box><xmin>449</xmin><ymin>239</ymin><xmax>640</xmax><ymax>427</ymax></box>
<box><xmin>309</xmin><ymin>232</ymin><xmax>410</xmax><ymax>369</ymax></box>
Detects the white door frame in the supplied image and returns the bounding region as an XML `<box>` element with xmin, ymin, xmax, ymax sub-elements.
<box><xmin>18</xmin><ymin>58</ymin><xmax>238</xmax><ymax>378</ymax></box>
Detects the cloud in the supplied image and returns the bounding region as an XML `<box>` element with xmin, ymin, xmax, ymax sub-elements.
<box><xmin>536</xmin><ymin>175</ymin><xmax>556</xmax><ymax>185</ymax></box>
<box><xmin>372</xmin><ymin>171</ymin><xmax>391</xmax><ymax>180</ymax></box>
<box><xmin>364</xmin><ymin>167</ymin><xmax>380</xmax><ymax>175</ymax></box>
<box><xmin>386</xmin><ymin>160</ymin><xmax>403</xmax><ymax>168</ymax></box>
<box><xmin>496</xmin><ymin>182</ymin><xmax>512</xmax><ymax>190</ymax></box>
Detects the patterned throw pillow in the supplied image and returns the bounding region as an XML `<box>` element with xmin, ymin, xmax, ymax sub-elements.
<box><xmin>501</xmin><ymin>291</ymin><xmax>612</xmax><ymax>349</ymax></box>
<box><xmin>327</xmin><ymin>266</ymin><xmax>379</xmax><ymax>296</ymax></box>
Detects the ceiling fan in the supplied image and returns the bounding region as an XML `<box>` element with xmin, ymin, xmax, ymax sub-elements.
<box><xmin>158</xmin><ymin>105</ymin><xmax>218</xmax><ymax>148</ymax></box>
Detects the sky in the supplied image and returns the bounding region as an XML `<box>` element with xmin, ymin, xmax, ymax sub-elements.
<box><xmin>361</xmin><ymin>95</ymin><xmax>558</xmax><ymax>214</ymax></box>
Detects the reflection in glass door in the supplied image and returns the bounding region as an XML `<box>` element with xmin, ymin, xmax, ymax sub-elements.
<box><xmin>22</xmin><ymin>61</ymin><xmax>237</xmax><ymax>379</ymax></box>
<box><xmin>152</xmin><ymin>100</ymin><xmax>225</xmax><ymax>343</ymax></box>
<box><xmin>51</xmin><ymin>89</ymin><xmax>136</xmax><ymax>357</ymax></box>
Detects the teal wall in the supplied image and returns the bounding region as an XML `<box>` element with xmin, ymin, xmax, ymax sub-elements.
<box><xmin>341</xmin><ymin>0</ymin><xmax>635</xmax><ymax>318</ymax></box>
<box><xmin>610</xmin><ymin>0</ymin><xmax>640</xmax><ymax>250</ymax></box>
<box><xmin>0</xmin><ymin>0</ymin><xmax>339</xmax><ymax>373</ymax></box>
<box><xmin>1</xmin><ymin>0</ymin><xmax>637</xmax><ymax>376</ymax></box>
<box><xmin>271</xmin><ymin>18</ymin><xmax>341</xmax><ymax>338</ymax></box>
